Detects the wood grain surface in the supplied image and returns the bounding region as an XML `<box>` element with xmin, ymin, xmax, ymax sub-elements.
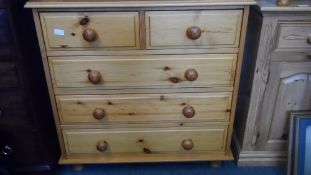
<box><xmin>146</xmin><ymin>10</ymin><xmax>242</xmax><ymax>49</ymax></box>
<box><xmin>41</xmin><ymin>12</ymin><xmax>140</xmax><ymax>50</ymax></box>
<box><xmin>49</xmin><ymin>54</ymin><xmax>237</xmax><ymax>89</ymax></box>
<box><xmin>25</xmin><ymin>0</ymin><xmax>256</xmax><ymax>8</ymax></box>
<box><xmin>56</xmin><ymin>92</ymin><xmax>232</xmax><ymax>124</ymax></box>
<box><xmin>63</xmin><ymin>126</ymin><xmax>227</xmax><ymax>154</ymax></box>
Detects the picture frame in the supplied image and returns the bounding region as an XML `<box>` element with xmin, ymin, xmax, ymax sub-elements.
<box><xmin>288</xmin><ymin>111</ymin><xmax>311</xmax><ymax>175</ymax></box>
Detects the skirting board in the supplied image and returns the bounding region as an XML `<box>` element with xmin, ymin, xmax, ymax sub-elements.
<box><xmin>237</xmin><ymin>152</ymin><xmax>287</xmax><ymax>166</ymax></box>
<box><xmin>232</xmin><ymin>133</ymin><xmax>287</xmax><ymax>166</ymax></box>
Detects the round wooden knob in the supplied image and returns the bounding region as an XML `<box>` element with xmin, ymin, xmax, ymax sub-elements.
<box><xmin>186</xmin><ymin>26</ymin><xmax>201</xmax><ymax>40</ymax></box>
<box><xmin>276</xmin><ymin>0</ymin><xmax>291</xmax><ymax>6</ymax></box>
<box><xmin>83</xmin><ymin>28</ymin><xmax>98</xmax><ymax>42</ymax></box>
<box><xmin>307</xmin><ymin>37</ymin><xmax>311</xmax><ymax>45</ymax></box>
<box><xmin>182</xmin><ymin>106</ymin><xmax>195</xmax><ymax>118</ymax></box>
<box><xmin>93</xmin><ymin>108</ymin><xmax>106</xmax><ymax>120</ymax></box>
<box><xmin>96</xmin><ymin>140</ymin><xmax>108</xmax><ymax>152</ymax></box>
<box><xmin>182</xmin><ymin>139</ymin><xmax>193</xmax><ymax>150</ymax></box>
<box><xmin>2</xmin><ymin>145</ymin><xmax>13</xmax><ymax>156</ymax></box>
<box><xmin>88</xmin><ymin>70</ymin><xmax>102</xmax><ymax>84</ymax></box>
<box><xmin>184</xmin><ymin>69</ymin><xmax>198</xmax><ymax>81</ymax></box>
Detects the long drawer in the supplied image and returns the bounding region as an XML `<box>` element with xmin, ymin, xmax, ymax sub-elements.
<box><xmin>146</xmin><ymin>10</ymin><xmax>243</xmax><ymax>48</ymax></box>
<box><xmin>49</xmin><ymin>54</ymin><xmax>237</xmax><ymax>89</ymax></box>
<box><xmin>63</xmin><ymin>127</ymin><xmax>227</xmax><ymax>154</ymax></box>
<box><xmin>40</xmin><ymin>12</ymin><xmax>140</xmax><ymax>50</ymax></box>
<box><xmin>56</xmin><ymin>92</ymin><xmax>232</xmax><ymax>124</ymax></box>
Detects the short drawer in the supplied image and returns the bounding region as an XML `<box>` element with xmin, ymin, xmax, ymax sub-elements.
<box><xmin>0</xmin><ymin>63</ymin><xmax>19</xmax><ymax>89</ymax></box>
<box><xmin>49</xmin><ymin>54</ymin><xmax>237</xmax><ymax>89</ymax></box>
<box><xmin>40</xmin><ymin>12</ymin><xmax>140</xmax><ymax>50</ymax></box>
<box><xmin>146</xmin><ymin>10</ymin><xmax>243</xmax><ymax>48</ymax></box>
<box><xmin>56</xmin><ymin>92</ymin><xmax>232</xmax><ymax>124</ymax></box>
<box><xmin>63</xmin><ymin>127</ymin><xmax>227</xmax><ymax>154</ymax></box>
<box><xmin>276</xmin><ymin>22</ymin><xmax>311</xmax><ymax>50</ymax></box>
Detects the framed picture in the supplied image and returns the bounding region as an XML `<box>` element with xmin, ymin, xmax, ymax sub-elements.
<box><xmin>288</xmin><ymin>111</ymin><xmax>311</xmax><ymax>175</ymax></box>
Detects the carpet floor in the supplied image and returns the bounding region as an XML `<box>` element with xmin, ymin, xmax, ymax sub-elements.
<box><xmin>57</xmin><ymin>161</ymin><xmax>286</xmax><ymax>175</ymax></box>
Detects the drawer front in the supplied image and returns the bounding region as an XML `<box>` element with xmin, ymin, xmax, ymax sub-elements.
<box><xmin>40</xmin><ymin>12</ymin><xmax>140</xmax><ymax>49</ymax></box>
<box><xmin>49</xmin><ymin>54</ymin><xmax>237</xmax><ymax>89</ymax></box>
<box><xmin>0</xmin><ymin>10</ymin><xmax>12</xmax><ymax>60</ymax></box>
<box><xmin>0</xmin><ymin>63</ymin><xmax>19</xmax><ymax>89</ymax></box>
<box><xmin>64</xmin><ymin>127</ymin><xmax>227</xmax><ymax>154</ymax></box>
<box><xmin>276</xmin><ymin>22</ymin><xmax>311</xmax><ymax>50</ymax></box>
<box><xmin>57</xmin><ymin>92</ymin><xmax>232</xmax><ymax>124</ymax></box>
<box><xmin>0</xmin><ymin>92</ymin><xmax>31</xmax><ymax>128</ymax></box>
<box><xmin>0</xmin><ymin>0</ymin><xmax>5</xmax><ymax>8</ymax></box>
<box><xmin>146</xmin><ymin>10</ymin><xmax>243</xmax><ymax>48</ymax></box>
<box><xmin>0</xmin><ymin>130</ymin><xmax>43</xmax><ymax>164</ymax></box>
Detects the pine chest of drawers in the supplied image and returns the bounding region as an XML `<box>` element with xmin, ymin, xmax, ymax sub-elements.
<box><xmin>25</xmin><ymin>0</ymin><xmax>255</xmax><ymax>164</ymax></box>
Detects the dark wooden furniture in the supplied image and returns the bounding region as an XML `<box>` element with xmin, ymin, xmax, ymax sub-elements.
<box><xmin>0</xmin><ymin>0</ymin><xmax>59</xmax><ymax>174</ymax></box>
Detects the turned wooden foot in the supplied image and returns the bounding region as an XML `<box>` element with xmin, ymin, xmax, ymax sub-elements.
<box><xmin>276</xmin><ymin>0</ymin><xmax>291</xmax><ymax>6</ymax></box>
<box><xmin>72</xmin><ymin>164</ymin><xmax>85</xmax><ymax>171</ymax></box>
<box><xmin>210</xmin><ymin>161</ymin><xmax>222</xmax><ymax>168</ymax></box>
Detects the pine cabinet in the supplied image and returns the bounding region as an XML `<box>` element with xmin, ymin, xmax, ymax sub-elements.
<box><xmin>256</xmin><ymin>61</ymin><xmax>311</xmax><ymax>151</ymax></box>
<box><xmin>234</xmin><ymin>0</ymin><xmax>311</xmax><ymax>166</ymax></box>
<box><xmin>26</xmin><ymin>0</ymin><xmax>255</xmax><ymax>164</ymax></box>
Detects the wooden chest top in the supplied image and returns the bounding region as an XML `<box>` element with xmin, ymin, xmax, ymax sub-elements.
<box><xmin>25</xmin><ymin>0</ymin><xmax>256</xmax><ymax>8</ymax></box>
